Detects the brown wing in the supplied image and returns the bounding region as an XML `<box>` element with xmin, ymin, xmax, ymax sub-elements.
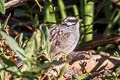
<box><xmin>49</xmin><ymin>25</ymin><xmax>64</xmax><ymax>54</ymax></box>
<box><xmin>49</xmin><ymin>25</ymin><xmax>71</xmax><ymax>55</ymax></box>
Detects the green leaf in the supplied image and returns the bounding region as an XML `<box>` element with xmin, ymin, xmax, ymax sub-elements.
<box><xmin>75</xmin><ymin>73</ymin><xmax>91</xmax><ymax>80</ymax></box>
<box><xmin>0</xmin><ymin>70</ymin><xmax>5</xmax><ymax>80</ymax></box>
<box><xmin>0</xmin><ymin>22</ymin><xmax>2</xmax><ymax>29</ymax></box>
<box><xmin>33</xmin><ymin>62</ymin><xmax>51</xmax><ymax>72</ymax></box>
<box><xmin>58</xmin><ymin>62</ymin><xmax>66</xmax><ymax>78</ymax></box>
<box><xmin>40</xmin><ymin>26</ymin><xmax>46</xmax><ymax>52</ymax></box>
<box><xmin>45</xmin><ymin>26</ymin><xmax>50</xmax><ymax>56</ymax></box>
<box><xmin>0</xmin><ymin>0</ymin><xmax>5</xmax><ymax>14</ymax></box>
<box><xmin>0</xmin><ymin>31</ymin><xmax>26</xmax><ymax>60</ymax></box>
<box><xmin>32</xmin><ymin>14</ymin><xmax>39</xmax><ymax>28</ymax></box>
<box><xmin>116</xmin><ymin>66</ymin><xmax>120</xmax><ymax>74</ymax></box>
<box><xmin>0</xmin><ymin>55</ymin><xmax>14</xmax><ymax>66</ymax></box>
<box><xmin>24</xmin><ymin>30</ymin><xmax>41</xmax><ymax>59</ymax></box>
<box><xmin>39</xmin><ymin>26</ymin><xmax>51</xmax><ymax>61</ymax></box>
<box><xmin>3</xmin><ymin>14</ymin><xmax>11</xmax><ymax>29</ymax></box>
<box><xmin>40</xmin><ymin>26</ymin><xmax>45</xmax><ymax>48</ymax></box>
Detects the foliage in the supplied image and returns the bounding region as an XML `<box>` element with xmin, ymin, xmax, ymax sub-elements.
<box><xmin>75</xmin><ymin>73</ymin><xmax>92</xmax><ymax>80</ymax></box>
<box><xmin>0</xmin><ymin>0</ymin><xmax>120</xmax><ymax>79</ymax></box>
<box><xmin>0</xmin><ymin>17</ymin><xmax>52</xmax><ymax>79</ymax></box>
<box><xmin>0</xmin><ymin>0</ymin><xmax>5</xmax><ymax>14</ymax></box>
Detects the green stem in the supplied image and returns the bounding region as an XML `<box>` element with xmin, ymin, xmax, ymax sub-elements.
<box><xmin>58</xmin><ymin>0</ymin><xmax>67</xmax><ymax>19</ymax></box>
<box><xmin>73</xmin><ymin>5</ymin><xmax>79</xmax><ymax>18</ymax></box>
<box><xmin>84</xmin><ymin>0</ymin><xmax>94</xmax><ymax>41</ymax></box>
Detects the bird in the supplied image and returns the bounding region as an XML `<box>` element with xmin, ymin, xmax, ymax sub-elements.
<box><xmin>49</xmin><ymin>16</ymin><xmax>82</xmax><ymax>58</ymax></box>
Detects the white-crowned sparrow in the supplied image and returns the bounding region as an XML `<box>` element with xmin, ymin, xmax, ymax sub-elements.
<box><xmin>49</xmin><ymin>16</ymin><xmax>82</xmax><ymax>57</ymax></box>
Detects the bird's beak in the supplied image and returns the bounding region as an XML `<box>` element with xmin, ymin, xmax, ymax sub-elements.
<box><xmin>78</xmin><ymin>19</ymin><xmax>82</xmax><ymax>23</ymax></box>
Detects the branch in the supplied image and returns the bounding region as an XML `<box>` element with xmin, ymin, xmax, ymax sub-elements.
<box><xmin>76</xmin><ymin>35</ymin><xmax>120</xmax><ymax>51</ymax></box>
<box><xmin>5</xmin><ymin>0</ymin><xmax>27</xmax><ymax>9</ymax></box>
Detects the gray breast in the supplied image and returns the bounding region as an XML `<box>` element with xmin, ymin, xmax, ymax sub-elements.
<box><xmin>49</xmin><ymin>23</ymin><xmax>80</xmax><ymax>56</ymax></box>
